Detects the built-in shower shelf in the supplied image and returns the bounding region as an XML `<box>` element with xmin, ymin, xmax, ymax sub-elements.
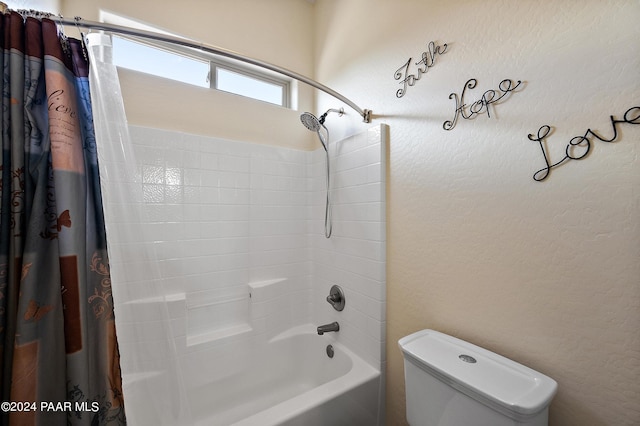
<box><xmin>120</xmin><ymin>293</ymin><xmax>185</xmax><ymax>319</ymax></box>
<box><xmin>248</xmin><ymin>278</ymin><xmax>288</xmax><ymax>303</ymax></box>
<box><xmin>186</xmin><ymin>323</ymin><xmax>252</xmax><ymax>348</ymax></box>
<box><xmin>122</xmin><ymin>292</ymin><xmax>185</xmax><ymax>305</ymax></box>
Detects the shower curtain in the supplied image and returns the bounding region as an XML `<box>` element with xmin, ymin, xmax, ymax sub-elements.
<box><xmin>84</xmin><ymin>32</ymin><xmax>192</xmax><ymax>426</ymax></box>
<box><xmin>0</xmin><ymin>12</ymin><xmax>125</xmax><ymax>425</ymax></box>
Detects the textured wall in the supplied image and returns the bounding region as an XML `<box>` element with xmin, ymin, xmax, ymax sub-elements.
<box><xmin>314</xmin><ymin>0</ymin><xmax>640</xmax><ymax>425</ymax></box>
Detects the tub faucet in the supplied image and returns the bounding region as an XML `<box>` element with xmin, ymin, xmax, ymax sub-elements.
<box><xmin>317</xmin><ymin>321</ymin><xmax>340</xmax><ymax>335</ymax></box>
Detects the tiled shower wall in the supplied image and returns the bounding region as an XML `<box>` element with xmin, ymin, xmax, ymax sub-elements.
<box><xmin>107</xmin><ymin>124</ymin><xmax>386</xmax><ymax>394</ymax></box>
<box><xmin>310</xmin><ymin>125</ymin><xmax>387</xmax><ymax>368</ymax></box>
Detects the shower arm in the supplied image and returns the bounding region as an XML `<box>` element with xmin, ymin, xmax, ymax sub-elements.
<box><xmin>58</xmin><ymin>16</ymin><xmax>373</xmax><ymax>123</ymax></box>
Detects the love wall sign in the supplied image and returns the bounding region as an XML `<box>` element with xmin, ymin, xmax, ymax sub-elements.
<box><xmin>528</xmin><ymin>107</ymin><xmax>640</xmax><ymax>181</ymax></box>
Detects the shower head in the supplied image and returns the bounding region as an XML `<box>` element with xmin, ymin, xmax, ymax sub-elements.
<box><xmin>300</xmin><ymin>111</ymin><xmax>328</xmax><ymax>151</ymax></box>
<box><xmin>300</xmin><ymin>112</ymin><xmax>322</xmax><ymax>132</ymax></box>
<box><xmin>299</xmin><ymin>108</ymin><xmax>343</xmax><ymax>239</ymax></box>
<box><xmin>300</xmin><ymin>108</ymin><xmax>344</xmax><ymax>152</ymax></box>
<box><xmin>300</xmin><ymin>108</ymin><xmax>344</xmax><ymax>130</ymax></box>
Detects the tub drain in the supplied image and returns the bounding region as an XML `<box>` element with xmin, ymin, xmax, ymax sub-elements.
<box><xmin>326</xmin><ymin>344</ymin><xmax>334</xmax><ymax>358</ymax></box>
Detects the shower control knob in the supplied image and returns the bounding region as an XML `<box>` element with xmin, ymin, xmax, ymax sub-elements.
<box><xmin>326</xmin><ymin>285</ymin><xmax>345</xmax><ymax>311</ymax></box>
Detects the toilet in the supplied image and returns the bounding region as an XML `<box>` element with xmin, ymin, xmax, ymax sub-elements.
<box><xmin>399</xmin><ymin>330</ymin><xmax>558</xmax><ymax>426</ymax></box>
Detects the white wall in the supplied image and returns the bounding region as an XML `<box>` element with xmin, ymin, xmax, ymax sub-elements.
<box><xmin>313</xmin><ymin>1</ymin><xmax>640</xmax><ymax>425</ymax></box>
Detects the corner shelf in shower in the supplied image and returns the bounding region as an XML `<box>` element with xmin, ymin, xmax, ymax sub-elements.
<box><xmin>120</xmin><ymin>292</ymin><xmax>186</xmax><ymax>319</ymax></box>
<box><xmin>248</xmin><ymin>278</ymin><xmax>289</xmax><ymax>302</ymax></box>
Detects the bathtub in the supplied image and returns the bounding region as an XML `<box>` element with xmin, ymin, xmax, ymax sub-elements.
<box><xmin>189</xmin><ymin>324</ymin><xmax>381</xmax><ymax>426</ymax></box>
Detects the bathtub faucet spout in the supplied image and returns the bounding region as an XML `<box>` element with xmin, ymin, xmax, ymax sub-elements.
<box><xmin>317</xmin><ymin>321</ymin><xmax>340</xmax><ymax>335</ymax></box>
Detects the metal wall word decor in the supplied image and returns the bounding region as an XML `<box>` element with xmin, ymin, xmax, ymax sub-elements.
<box><xmin>443</xmin><ymin>78</ymin><xmax>523</xmax><ymax>131</ymax></box>
<box><xmin>394</xmin><ymin>40</ymin><xmax>448</xmax><ymax>98</ymax></box>
<box><xmin>528</xmin><ymin>106</ymin><xmax>640</xmax><ymax>181</ymax></box>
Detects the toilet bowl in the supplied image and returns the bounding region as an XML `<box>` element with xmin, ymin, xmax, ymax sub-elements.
<box><xmin>399</xmin><ymin>330</ymin><xmax>557</xmax><ymax>426</ymax></box>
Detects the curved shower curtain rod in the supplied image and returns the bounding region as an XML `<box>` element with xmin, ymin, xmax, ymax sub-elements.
<box><xmin>57</xmin><ymin>16</ymin><xmax>372</xmax><ymax>123</ymax></box>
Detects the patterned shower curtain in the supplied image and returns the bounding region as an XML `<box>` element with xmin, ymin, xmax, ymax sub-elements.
<box><xmin>0</xmin><ymin>12</ymin><xmax>126</xmax><ymax>426</ymax></box>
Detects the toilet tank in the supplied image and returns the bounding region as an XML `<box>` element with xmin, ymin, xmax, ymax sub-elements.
<box><xmin>398</xmin><ymin>330</ymin><xmax>557</xmax><ymax>426</ymax></box>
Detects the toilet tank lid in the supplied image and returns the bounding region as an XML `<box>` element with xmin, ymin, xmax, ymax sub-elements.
<box><xmin>398</xmin><ymin>329</ymin><xmax>558</xmax><ymax>418</ymax></box>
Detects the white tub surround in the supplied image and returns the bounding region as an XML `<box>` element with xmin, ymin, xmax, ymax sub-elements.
<box><xmin>102</xmin><ymin>125</ymin><xmax>387</xmax><ymax>425</ymax></box>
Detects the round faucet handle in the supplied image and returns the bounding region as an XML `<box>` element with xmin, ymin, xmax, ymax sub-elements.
<box><xmin>326</xmin><ymin>285</ymin><xmax>345</xmax><ymax>311</ymax></box>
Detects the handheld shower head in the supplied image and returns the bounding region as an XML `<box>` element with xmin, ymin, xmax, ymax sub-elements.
<box><xmin>299</xmin><ymin>108</ymin><xmax>344</xmax><ymax>239</ymax></box>
<box><xmin>300</xmin><ymin>111</ymin><xmax>328</xmax><ymax>152</ymax></box>
<box><xmin>300</xmin><ymin>108</ymin><xmax>344</xmax><ymax>131</ymax></box>
<box><xmin>300</xmin><ymin>112</ymin><xmax>322</xmax><ymax>132</ymax></box>
<box><xmin>300</xmin><ymin>108</ymin><xmax>344</xmax><ymax>152</ymax></box>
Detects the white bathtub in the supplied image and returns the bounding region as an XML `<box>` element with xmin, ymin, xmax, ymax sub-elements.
<box><xmin>189</xmin><ymin>324</ymin><xmax>381</xmax><ymax>426</ymax></box>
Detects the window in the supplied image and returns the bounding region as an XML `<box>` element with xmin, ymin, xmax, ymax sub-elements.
<box><xmin>106</xmin><ymin>13</ymin><xmax>292</xmax><ymax>108</ymax></box>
